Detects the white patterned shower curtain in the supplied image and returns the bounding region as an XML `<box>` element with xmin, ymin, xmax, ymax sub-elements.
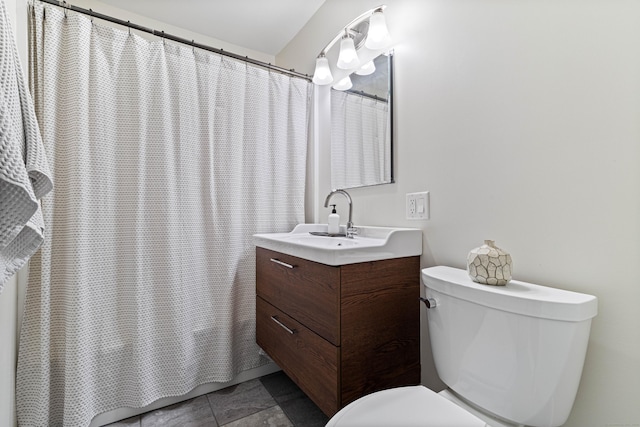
<box><xmin>331</xmin><ymin>90</ymin><xmax>390</xmax><ymax>189</ymax></box>
<box><xmin>17</xmin><ymin>3</ymin><xmax>310</xmax><ymax>426</ymax></box>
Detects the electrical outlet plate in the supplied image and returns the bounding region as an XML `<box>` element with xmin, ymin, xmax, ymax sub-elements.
<box><xmin>406</xmin><ymin>191</ymin><xmax>429</xmax><ymax>220</ymax></box>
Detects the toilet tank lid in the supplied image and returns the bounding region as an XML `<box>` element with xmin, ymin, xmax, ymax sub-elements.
<box><xmin>422</xmin><ymin>266</ymin><xmax>597</xmax><ymax>322</ymax></box>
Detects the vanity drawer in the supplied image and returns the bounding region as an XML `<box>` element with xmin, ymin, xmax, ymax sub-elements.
<box><xmin>256</xmin><ymin>297</ymin><xmax>340</xmax><ymax>416</ymax></box>
<box><xmin>256</xmin><ymin>247</ymin><xmax>340</xmax><ymax>345</ymax></box>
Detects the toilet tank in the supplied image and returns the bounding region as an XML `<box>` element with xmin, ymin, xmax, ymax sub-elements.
<box><xmin>422</xmin><ymin>266</ymin><xmax>597</xmax><ymax>427</ymax></box>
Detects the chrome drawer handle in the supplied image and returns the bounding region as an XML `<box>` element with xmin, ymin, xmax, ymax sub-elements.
<box><xmin>270</xmin><ymin>258</ymin><xmax>294</xmax><ymax>269</ymax></box>
<box><xmin>271</xmin><ymin>316</ymin><xmax>296</xmax><ymax>335</ymax></box>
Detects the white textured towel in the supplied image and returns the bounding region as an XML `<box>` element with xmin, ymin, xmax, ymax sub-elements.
<box><xmin>0</xmin><ymin>0</ymin><xmax>52</xmax><ymax>292</ymax></box>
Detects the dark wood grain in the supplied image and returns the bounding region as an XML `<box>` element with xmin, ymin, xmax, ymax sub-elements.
<box><xmin>256</xmin><ymin>247</ymin><xmax>341</xmax><ymax>345</ymax></box>
<box><xmin>340</xmin><ymin>257</ymin><xmax>422</xmax><ymax>406</ymax></box>
<box><xmin>256</xmin><ymin>297</ymin><xmax>340</xmax><ymax>416</ymax></box>
<box><xmin>256</xmin><ymin>248</ymin><xmax>421</xmax><ymax>417</ymax></box>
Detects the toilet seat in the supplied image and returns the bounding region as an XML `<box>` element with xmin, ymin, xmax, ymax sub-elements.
<box><xmin>326</xmin><ymin>386</ymin><xmax>486</xmax><ymax>427</ymax></box>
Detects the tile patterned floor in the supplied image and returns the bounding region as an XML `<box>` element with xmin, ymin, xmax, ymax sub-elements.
<box><xmin>104</xmin><ymin>371</ymin><xmax>330</xmax><ymax>427</ymax></box>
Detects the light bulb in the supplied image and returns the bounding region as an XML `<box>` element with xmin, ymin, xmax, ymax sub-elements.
<box><xmin>312</xmin><ymin>55</ymin><xmax>333</xmax><ymax>85</ymax></box>
<box><xmin>365</xmin><ymin>9</ymin><xmax>391</xmax><ymax>50</ymax></box>
<box><xmin>332</xmin><ymin>76</ymin><xmax>353</xmax><ymax>91</ymax></box>
<box><xmin>355</xmin><ymin>60</ymin><xmax>376</xmax><ymax>76</ymax></box>
<box><xmin>336</xmin><ymin>35</ymin><xmax>360</xmax><ymax>70</ymax></box>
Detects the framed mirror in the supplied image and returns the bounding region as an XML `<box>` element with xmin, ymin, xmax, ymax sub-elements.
<box><xmin>330</xmin><ymin>51</ymin><xmax>393</xmax><ymax>189</ymax></box>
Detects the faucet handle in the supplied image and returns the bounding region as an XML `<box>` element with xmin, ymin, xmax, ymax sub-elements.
<box><xmin>346</xmin><ymin>225</ymin><xmax>358</xmax><ymax>239</ymax></box>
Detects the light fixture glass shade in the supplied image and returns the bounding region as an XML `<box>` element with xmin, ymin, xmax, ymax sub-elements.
<box><xmin>355</xmin><ymin>60</ymin><xmax>376</xmax><ymax>76</ymax></box>
<box><xmin>312</xmin><ymin>55</ymin><xmax>333</xmax><ymax>85</ymax></box>
<box><xmin>332</xmin><ymin>76</ymin><xmax>352</xmax><ymax>91</ymax></box>
<box><xmin>365</xmin><ymin>10</ymin><xmax>392</xmax><ymax>50</ymax></box>
<box><xmin>336</xmin><ymin>35</ymin><xmax>360</xmax><ymax>69</ymax></box>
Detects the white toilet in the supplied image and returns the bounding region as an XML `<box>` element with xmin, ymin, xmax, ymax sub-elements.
<box><xmin>326</xmin><ymin>266</ymin><xmax>597</xmax><ymax>427</ymax></box>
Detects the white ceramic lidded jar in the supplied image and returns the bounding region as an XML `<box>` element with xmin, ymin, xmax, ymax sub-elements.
<box><xmin>467</xmin><ymin>240</ymin><xmax>512</xmax><ymax>286</ymax></box>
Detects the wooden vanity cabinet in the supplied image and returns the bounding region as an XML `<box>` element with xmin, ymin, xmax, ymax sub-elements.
<box><xmin>256</xmin><ymin>247</ymin><xmax>421</xmax><ymax>417</ymax></box>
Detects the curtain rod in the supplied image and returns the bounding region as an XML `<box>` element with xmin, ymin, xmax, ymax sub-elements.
<box><xmin>37</xmin><ymin>0</ymin><xmax>312</xmax><ymax>82</ymax></box>
<box><xmin>345</xmin><ymin>90</ymin><xmax>388</xmax><ymax>103</ymax></box>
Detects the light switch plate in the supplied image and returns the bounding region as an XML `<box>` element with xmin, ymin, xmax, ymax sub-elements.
<box><xmin>406</xmin><ymin>191</ymin><xmax>429</xmax><ymax>220</ymax></box>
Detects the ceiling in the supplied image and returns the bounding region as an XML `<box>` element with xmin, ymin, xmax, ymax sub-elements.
<box><xmin>98</xmin><ymin>0</ymin><xmax>326</xmax><ymax>56</ymax></box>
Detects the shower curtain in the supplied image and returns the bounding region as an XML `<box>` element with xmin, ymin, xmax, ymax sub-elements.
<box><xmin>331</xmin><ymin>90</ymin><xmax>390</xmax><ymax>189</ymax></box>
<box><xmin>17</xmin><ymin>2</ymin><xmax>310</xmax><ymax>426</ymax></box>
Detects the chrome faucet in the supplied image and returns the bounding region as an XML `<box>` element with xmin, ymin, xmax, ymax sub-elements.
<box><xmin>324</xmin><ymin>189</ymin><xmax>357</xmax><ymax>238</ymax></box>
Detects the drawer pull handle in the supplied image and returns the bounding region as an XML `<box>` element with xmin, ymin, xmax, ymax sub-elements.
<box><xmin>270</xmin><ymin>258</ymin><xmax>295</xmax><ymax>269</ymax></box>
<box><xmin>271</xmin><ymin>316</ymin><xmax>296</xmax><ymax>335</ymax></box>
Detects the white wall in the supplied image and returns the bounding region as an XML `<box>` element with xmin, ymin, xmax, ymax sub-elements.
<box><xmin>278</xmin><ymin>1</ymin><xmax>640</xmax><ymax>426</ymax></box>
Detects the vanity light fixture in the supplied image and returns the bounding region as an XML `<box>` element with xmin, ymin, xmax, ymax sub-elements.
<box><xmin>365</xmin><ymin>8</ymin><xmax>392</xmax><ymax>50</ymax></box>
<box><xmin>332</xmin><ymin>76</ymin><xmax>353</xmax><ymax>91</ymax></box>
<box><xmin>336</xmin><ymin>31</ymin><xmax>360</xmax><ymax>69</ymax></box>
<box><xmin>312</xmin><ymin>5</ymin><xmax>391</xmax><ymax>90</ymax></box>
<box><xmin>355</xmin><ymin>60</ymin><xmax>376</xmax><ymax>76</ymax></box>
<box><xmin>312</xmin><ymin>53</ymin><xmax>333</xmax><ymax>85</ymax></box>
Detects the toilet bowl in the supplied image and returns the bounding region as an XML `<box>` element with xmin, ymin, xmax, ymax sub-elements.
<box><xmin>326</xmin><ymin>266</ymin><xmax>597</xmax><ymax>427</ymax></box>
<box><xmin>326</xmin><ymin>385</ymin><xmax>486</xmax><ymax>427</ymax></box>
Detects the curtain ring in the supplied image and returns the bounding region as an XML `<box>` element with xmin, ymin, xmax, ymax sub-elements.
<box><xmin>128</xmin><ymin>20</ymin><xmax>131</xmax><ymax>36</ymax></box>
<box><xmin>62</xmin><ymin>1</ymin><xmax>67</xmax><ymax>18</ymax></box>
<box><xmin>192</xmin><ymin>39</ymin><xmax>195</xmax><ymax>54</ymax></box>
<box><xmin>162</xmin><ymin>30</ymin><xmax>165</xmax><ymax>45</ymax></box>
<box><xmin>89</xmin><ymin>8</ymin><xmax>93</xmax><ymax>24</ymax></box>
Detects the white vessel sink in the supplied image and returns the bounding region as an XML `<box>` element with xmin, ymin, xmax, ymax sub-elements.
<box><xmin>254</xmin><ymin>224</ymin><xmax>422</xmax><ymax>266</ymax></box>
